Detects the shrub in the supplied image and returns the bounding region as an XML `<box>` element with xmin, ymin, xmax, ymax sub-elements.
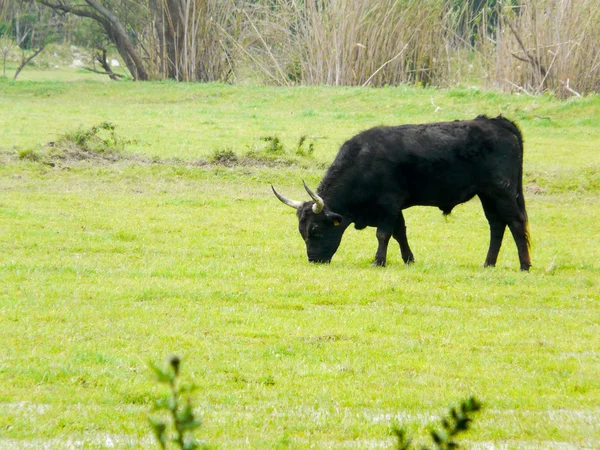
<box><xmin>59</xmin><ymin>121</ymin><xmax>127</xmax><ymax>154</ymax></box>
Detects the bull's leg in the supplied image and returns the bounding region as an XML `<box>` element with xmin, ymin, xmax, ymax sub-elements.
<box><xmin>480</xmin><ymin>194</ymin><xmax>531</xmax><ymax>271</ymax></box>
<box><xmin>392</xmin><ymin>211</ymin><xmax>414</xmax><ymax>264</ymax></box>
<box><xmin>374</xmin><ymin>226</ymin><xmax>392</xmax><ymax>267</ymax></box>
<box><xmin>508</xmin><ymin>219</ymin><xmax>531</xmax><ymax>271</ymax></box>
<box><xmin>479</xmin><ymin>195</ymin><xmax>506</xmax><ymax>267</ymax></box>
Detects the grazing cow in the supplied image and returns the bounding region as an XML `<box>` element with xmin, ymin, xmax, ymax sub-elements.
<box><xmin>272</xmin><ymin>115</ymin><xmax>531</xmax><ymax>270</ymax></box>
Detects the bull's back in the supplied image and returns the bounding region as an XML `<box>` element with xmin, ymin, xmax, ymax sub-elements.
<box><xmin>345</xmin><ymin>118</ymin><xmax>521</xmax><ymax>210</ymax></box>
<box><xmin>321</xmin><ymin>116</ymin><xmax>522</xmax><ymax>213</ymax></box>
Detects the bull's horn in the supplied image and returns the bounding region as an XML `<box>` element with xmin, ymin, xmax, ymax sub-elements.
<box><xmin>271</xmin><ymin>185</ymin><xmax>303</xmax><ymax>210</ymax></box>
<box><xmin>302</xmin><ymin>180</ymin><xmax>324</xmax><ymax>214</ymax></box>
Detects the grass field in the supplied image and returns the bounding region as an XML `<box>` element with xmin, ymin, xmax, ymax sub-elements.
<box><xmin>0</xmin><ymin>69</ymin><xmax>599</xmax><ymax>449</ymax></box>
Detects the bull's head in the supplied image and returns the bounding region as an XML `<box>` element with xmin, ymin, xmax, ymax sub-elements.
<box><xmin>272</xmin><ymin>181</ymin><xmax>346</xmax><ymax>264</ymax></box>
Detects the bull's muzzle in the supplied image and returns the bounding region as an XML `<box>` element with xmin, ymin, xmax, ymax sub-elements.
<box><xmin>308</xmin><ymin>257</ymin><xmax>331</xmax><ymax>264</ymax></box>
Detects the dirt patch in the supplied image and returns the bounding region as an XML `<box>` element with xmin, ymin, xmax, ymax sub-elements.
<box><xmin>5</xmin><ymin>145</ymin><xmax>319</xmax><ymax>170</ymax></box>
<box><xmin>15</xmin><ymin>142</ymin><xmax>140</xmax><ymax>167</ymax></box>
<box><xmin>4</xmin><ymin>121</ymin><xmax>321</xmax><ymax>170</ymax></box>
<box><xmin>3</xmin><ymin>122</ymin><xmax>323</xmax><ymax>170</ymax></box>
<box><xmin>525</xmin><ymin>183</ymin><xmax>547</xmax><ymax>195</ymax></box>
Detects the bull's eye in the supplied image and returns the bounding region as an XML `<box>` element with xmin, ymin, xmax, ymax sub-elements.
<box><xmin>309</xmin><ymin>225</ymin><xmax>322</xmax><ymax>239</ymax></box>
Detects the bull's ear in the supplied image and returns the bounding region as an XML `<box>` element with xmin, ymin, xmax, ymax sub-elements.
<box><xmin>328</xmin><ymin>213</ymin><xmax>344</xmax><ymax>226</ymax></box>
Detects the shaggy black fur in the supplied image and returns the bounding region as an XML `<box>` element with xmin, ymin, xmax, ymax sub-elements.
<box><xmin>276</xmin><ymin>115</ymin><xmax>531</xmax><ymax>270</ymax></box>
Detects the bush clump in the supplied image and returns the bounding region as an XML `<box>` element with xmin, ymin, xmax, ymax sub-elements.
<box><xmin>17</xmin><ymin>122</ymin><xmax>132</xmax><ymax>166</ymax></box>
<box><xmin>210</xmin><ymin>148</ymin><xmax>238</xmax><ymax>165</ymax></box>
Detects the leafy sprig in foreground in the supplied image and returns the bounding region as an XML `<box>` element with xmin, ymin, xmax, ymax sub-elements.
<box><xmin>393</xmin><ymin>397</ymin><xmax>482</xmax><ymax>450</ymax></box>
<box><xmin>149</xmin><ymin>356</ymin><xmax>206</xmax><ymax>450</ymax></box>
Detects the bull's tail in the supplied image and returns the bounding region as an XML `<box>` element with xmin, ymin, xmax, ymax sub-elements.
<box><xmin>494</xmin><ymin>116</ymin><xmax>530</xmax><ymax>250</ymax></box>
<box><xmin>516</xmin><ymin>160</ymin><xmax>530</xmax><ymax>251</ymax></box>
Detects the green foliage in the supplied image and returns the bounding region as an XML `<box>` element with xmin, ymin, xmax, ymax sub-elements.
<box><xmin>210</xmin><ymin>148</ymin><xmax>238</xmax><ymax>165</ymax></box>
<box><xmin>17</xmin><ymin>148</ymin><xmax>40</xmax><ymax>161</ymax></box>
<box><xmin>0</xmin><ymin>21</ymin><xmax>10</xmax><ymax>36</ymax></box>
<box><xmin>16</xmin><ymin>121</ymin><xmax>133</xmax><ymax>166</ymax></box>
<box><xmin>261</xmin><ymin>135</ymin><xmax>285</xmax><ymax>154</ymax></box>
<box><xmin>260</xmin><ymin>134</ymin><xmax>316</xmax><ymax>157</ymax></box>
<box><xmin>149</xmin><ymin>356</ymin><xmax>206</xmax><ymax>450</ymax></box>
<box><xmin>60</xmin><ymin>121</ymin><xmax>124</xmax><ymax>153</ymax></box>
<box><xmin>72</xmin><ymin>17</ymin><xmax>111</xmax><ymax>50</ymax></box>
<box><xmin>295</xmin><ymin>135</ymin><xmax>315</xmax><ymax>156</ymax></box>
<box><xmin>392</xmin><ymin>397</ymin><xmax>482</xmax><ymax>450</ymax></box>
<box><xmin>16</xmin><ymin>13</ymin><xmax>37</xmax><ymax>49</ymax></box>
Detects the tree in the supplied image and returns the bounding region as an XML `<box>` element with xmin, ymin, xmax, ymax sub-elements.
<box><xmin>11</xmin><ymin>0</ymin><xmax>58</xmax><ymax>80</ymax></box>
<box><xmin>36</xmin><ymin>0</ymin><xmax>236</xmax><ymax>82</ymax></box>
<box><xmin>73</xmin><ymin>18</ymin><xmax>124</xmax><ymax>80</ymax></box>
<box><xmin>1</xmin><ymin>1</ymin><xmax>14</xmax><ymax>77</ymax></box>
<box><xmin>37</xmin><ymin>0</ymin><xmax>149</xmax><ymax>80</ymax></box>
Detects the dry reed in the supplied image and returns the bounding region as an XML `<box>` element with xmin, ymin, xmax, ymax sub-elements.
<box><xmin>238</xmin><ymin>0</ymin><xmax>599</xmax><ymax>96</ymax></box>
<box><xmin>144</xmin><ymin>0</ymin><xmax>238</xmax><ymax>82</ymax></box>
<box><xmin>129</xmin><ymin>0</ymin><xmax>599</xmax><ymax>96</ymax></box>
<box><xmin>489</xmin><ymin>0</ymin><xmax>600</xmax><ymax>96</ymax></box>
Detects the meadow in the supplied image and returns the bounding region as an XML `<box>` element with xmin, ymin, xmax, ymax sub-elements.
<box><xmin>0</xmin><ymin>69</ymin><xmax>599</xmax><ymax>449</ymax></box>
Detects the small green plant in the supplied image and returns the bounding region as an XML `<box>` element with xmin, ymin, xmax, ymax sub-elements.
<box><xmin>261</xmin><ymin>135</ymin><xmax>285</xmax><ymax>154</ymax></box>
<box><xmin>18</xmin><ymin>148</ymin><xmax>40</xmax><ymax>161</ymax></box>
<box><xmin>210</xmin><ymin>148</ymin><xmax>238</xmax><ymax>165</ymax></box>
<box><xmin>392</xmin><ymin>397</ymin><xmax>482</xmax><ymax>450</ymax></box>
<box><xmin>295</xmin><ymin>135</ymin><xmax>315</xmax><ymax>156</ymax></box>
<box><xmin>256</xmin><ymin>134</ymin><xmax>315</xmax><ymax>160</ymax></box>
<box><xmin>149</xmin><ymin>356</ymin><xmax>206</xmax><ymax>450</ymax></box>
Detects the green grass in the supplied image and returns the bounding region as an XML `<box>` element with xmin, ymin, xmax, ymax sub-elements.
<box><xmin>0</xmin><ymin>70</ymin><xmax>599</xmax><ymax>448</ymax></box>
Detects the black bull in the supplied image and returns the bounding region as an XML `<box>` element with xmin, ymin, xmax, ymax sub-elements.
<box><xmin>272</xmin><ymin>115</ymin><xmax>531</xmax><ymax>271</ymax></box>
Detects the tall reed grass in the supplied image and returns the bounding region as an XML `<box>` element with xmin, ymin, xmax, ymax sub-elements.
<box><xmin>237</xmin><ymin>0</ymin><xmax>600</xmax><ymax>97</ymax></box>
<box><xmin>488</xmin><ymin>0</ymin><xmax>600</xmax><ymax>96</ymax></box>
<box><xmin>241</xmin><ymin>0</ymin><xmax>454</xmax><ymax>87</ymax></box>
<box><xmin>144</xmin><ymin>0</ymin><xmax>239</xmax><ymax>82</ymax></box>
<box><xmin>95</xmin><ymin>0</ymin><xmax>600</xmax><ymax>95</ymax></box>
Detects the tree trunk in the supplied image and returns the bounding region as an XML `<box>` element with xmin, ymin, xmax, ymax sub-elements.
<box><xmin>85</xmin><ymin>47</ymin><xmax>124</xmax><ymax>80</ymax></box>
<box><xmin>83</xmin><ymin>0</ymin><xmax>149</xmax><ymax>81</ymax></box>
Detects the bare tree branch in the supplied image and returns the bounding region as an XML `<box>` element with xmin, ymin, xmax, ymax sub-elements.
<box><xmin>83</xmin><ymin>66</ymin><xmax>124</xmax><ymax>79</ymax></box>
<box><xmin>13</xmin><ymin>44</ymin><xmax>45</xmax><ymax>80</ymax></box>
<box><xmin>506</xmin><ymin>18</ymin><xmax>547</xmax><ymax>91</ymax></box>
<box><xmin>560</xmin><ymin>78</ymin><xmax>581</xmax><ymax>97</ymax></box>
<box><xmin>38</xmin><ymin>0</ymin><xmax>107</xmax><ymax>25</ymax></box>
<box><xmin>363</xmin><ymin>39</ymin><xmax>412</xmax><ymax>87</ymax></box>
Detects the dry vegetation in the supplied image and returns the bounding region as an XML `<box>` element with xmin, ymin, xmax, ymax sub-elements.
<box><xmin>144</xmin><ymin>0</ymin><xmax>240</xmax><ymax>82</ymax></box>
<box><xmin>235</xmin><ymin>0</ymin><xmax>600</xmax><ymax>97</ymax></box>
<box><xmin>482</xmin><ymin>0</ymin><xmax>600</xmax><ymax>96</ymax></box>
<box><xmin>5</xmin><ymin>0</ymin><xmax>598</xmax><ymax>95</ymax></box>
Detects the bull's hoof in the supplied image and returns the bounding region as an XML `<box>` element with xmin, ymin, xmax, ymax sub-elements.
<box><xmin>372</xmin><ymin>260</ymin><xmax>386</xmax><ymax>267</ymax></box>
